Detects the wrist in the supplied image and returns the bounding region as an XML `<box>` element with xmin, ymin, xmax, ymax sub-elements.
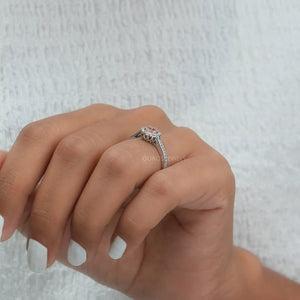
<box><xmin>219</xmin><ymin>246</ymin><xmax>300</xmax><ymax>300</ymax></box>
<box><xmin>216</xmin><ymin>246</ymin><xmax>264</xmax><ymax>300</ymax></box>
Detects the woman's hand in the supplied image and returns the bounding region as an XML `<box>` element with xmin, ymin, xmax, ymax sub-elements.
<box><xmin>0</xmin><ymin>104</ymin><xmax>238</xmax><ymax>299</ymax></box>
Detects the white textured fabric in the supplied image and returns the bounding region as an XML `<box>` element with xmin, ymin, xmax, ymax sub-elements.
<box><xmin>0</xmin><ymin>0</ymin><xmax>300</xmax><ymax>299</ymax></box>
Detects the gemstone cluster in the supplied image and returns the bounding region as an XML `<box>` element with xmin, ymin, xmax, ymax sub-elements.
<box><xmin>141</xmin><ymin>125</ymin><xmax>161</xmax><ymax>144</ymax></box>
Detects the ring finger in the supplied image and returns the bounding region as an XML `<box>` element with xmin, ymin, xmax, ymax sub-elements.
<box><xmin>67</xmin><ymin>126</ymin><xmax>196</xmax><ymax>267</ymax></box>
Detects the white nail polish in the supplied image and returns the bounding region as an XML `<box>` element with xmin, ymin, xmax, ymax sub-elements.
<box><xmin>27</xmin><ymin>239</ymin><xmax>48</xmax><ymax>272</ymax></box>
<box><xmin>0</xmin><ymin>215</ymin><xmax>4</xmax><ymax>241</ymax></box>
<box><xmin>67</xmin><ymin>239</ymin><xmax>87</xmax><ymax>266</ymax></box>
<box><xmin>109</xmin><ymin>235</ymin><xmax>127</xmax><ymax>260</ymax></box>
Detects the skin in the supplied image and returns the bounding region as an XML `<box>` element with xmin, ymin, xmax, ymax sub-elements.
<box><xmin>0</xmin><ymin>104</ymin><xmax>299</xmax><ymax>300</ymax></box>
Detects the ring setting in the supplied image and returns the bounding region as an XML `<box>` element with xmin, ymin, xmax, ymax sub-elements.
<box><xmin>130</xmin><ymin>125</ymin><xmax>168</xmax><ymax>169</ymax></box>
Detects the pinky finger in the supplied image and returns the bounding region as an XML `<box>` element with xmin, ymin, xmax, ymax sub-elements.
<box><xmin>108</xmin><ymin>155</ymin><xmax>206</xmax><ymax>260</ymax></box>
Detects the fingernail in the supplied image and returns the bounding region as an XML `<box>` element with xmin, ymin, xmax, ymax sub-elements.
<box><xmin>68</xmin><ymin>239</ymin><xmax>87</xmax><ymax>266</ymax></box>
<box><xmin>0</xmin><ymin>215</ymin><xmax>4</xmax><ymax>241</ymax></box>
<box><xmin>109</xmin><ymin>235</ymin><xmax>127</xmax><ymax>260</ymax></box>
<box><xmin>27</xmin><ymin>239</ymin><xmax>48</xmax><ymax>272</ymax></box>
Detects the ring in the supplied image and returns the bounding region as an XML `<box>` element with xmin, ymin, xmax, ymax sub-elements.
<box><xmin>129</xmin><ymin>125</ymin><xmax>168</xmax><ymax>169</ymax></box>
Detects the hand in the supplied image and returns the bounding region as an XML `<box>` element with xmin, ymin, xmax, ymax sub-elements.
<box><xmin>0</xmin><ymin>104</ymin><xmax>236</xmax><ymax>299</ymax></box>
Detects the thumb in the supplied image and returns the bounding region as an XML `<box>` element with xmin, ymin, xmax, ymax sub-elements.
<box><xmin>0</xmin><ymin>150</ymin><xmax>8</xmax><ymax>169</ymax></box>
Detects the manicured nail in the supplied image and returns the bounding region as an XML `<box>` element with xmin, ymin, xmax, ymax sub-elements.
<box><xmin>109</xmin><ymin>235</ymin><xmax>127</xmax><ymax>260</ymax></box>
<box><xmin>27</xmin><ymin>239</ymin><xmax>48</xmax><ymax>272</ymax></box>
<box><xmin>0</xmin><ymin>215</ymin><xmax>4</xmax><ymax>241</ymax></box>
<box><xmin>67</xmin><ymin>239</ymin><xmax>87</xmax><ymax>266</ymax></box>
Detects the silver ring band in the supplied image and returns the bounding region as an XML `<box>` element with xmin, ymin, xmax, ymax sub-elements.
<box><xmin>129</xmin><ymin>125</ymin><xmax>168</xmax><ymax>169</ymax></box>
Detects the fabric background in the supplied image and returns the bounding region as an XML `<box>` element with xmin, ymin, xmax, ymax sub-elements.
<box><xmin>0</xmin><ymin>0</ymin><xmax>299</xmax><ymax>299</ymax></box>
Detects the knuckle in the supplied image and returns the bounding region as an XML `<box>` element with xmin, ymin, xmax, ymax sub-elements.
<box><xmin>87</xmin><ymin>103</ymin><xmax>123</xmax><ymax>120</ymax></box>
<box><xmin>211</xmin><ymin>152</ymin><xmax>236</xmax><ymax>206</ymax></box>
<box><xmin>138</xmin><ymin>105</ymin><xmax>168</xmax><ymax>120</ymax></box>
<box><xmin>56</xmin><ymin>134</ymin><xmax>93</xmax><ymax>163</ymax></box>
<box><xmin>19</xmin><ymin>121</ymin><xmax>56</xmax><ymax>142</ymax></box>
<box><xmin>222</xmin><ymin>158</ymin><xmax>236</xmax><ymax>197</ymax></box>
<box><xmin>89</xmin><ymin>103</ymin><xmax>119</xmax><ymax>112</ymax></box>
<box><xmin>100</xmin><ymin>146</ymin><xmax>134</xmax><ymax>177</ymax></box>
<box><xmin>177</xmin><ymin>126</ymin><xmax>199</xmax><ymax>141</ymax></box>
<box><xmin>141</xmin><ymin>104</ymin><xmax>164</xmax><ymax>114</ymax></box>
<box><xmin>214</xmin><ymin>152</ymin><xmax>234</xmax><ymax>179</ymax></box>
<box><xmin>148</xmin><ymin>172</ymin><xmax>173</xmax><ymax>198</ymax></box>
<box><xmin>88</xmin><ymin>103</ymin><xmax>103</xmax><ymax>110</ymax></box>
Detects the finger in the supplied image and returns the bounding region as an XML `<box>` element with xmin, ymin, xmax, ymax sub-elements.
<box><xmin>0</xmin><ymin>104</ymin><xmax>121</xmax><ymax>241</ymax></box>
<box><xmin>0</xmin><ymin>151</ymin><xmax>7</xmax><ymax>169</ymax></box>
<box><xmin>110</xmin><ymin>151</ymin><xmax>235</xmax><ymax>260</ymax></box>
<box><xmin>26</xmin><ymin>117</ymin><xmax>139</xmax><ymax>271</ymax></box>
<box><xmin>67</xmin><ymin>126</ymin><xmax>196</xmax><ymax>266</ymax></box>
<box><xmin>0</xmin><ymin>150</ymin><xmax>7</xmax><ymax>239</ymax></box>
<box><xmin>26</xmin><ymin>106</ymin><xmax>173</xmax><ymax>271</ymax></box>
